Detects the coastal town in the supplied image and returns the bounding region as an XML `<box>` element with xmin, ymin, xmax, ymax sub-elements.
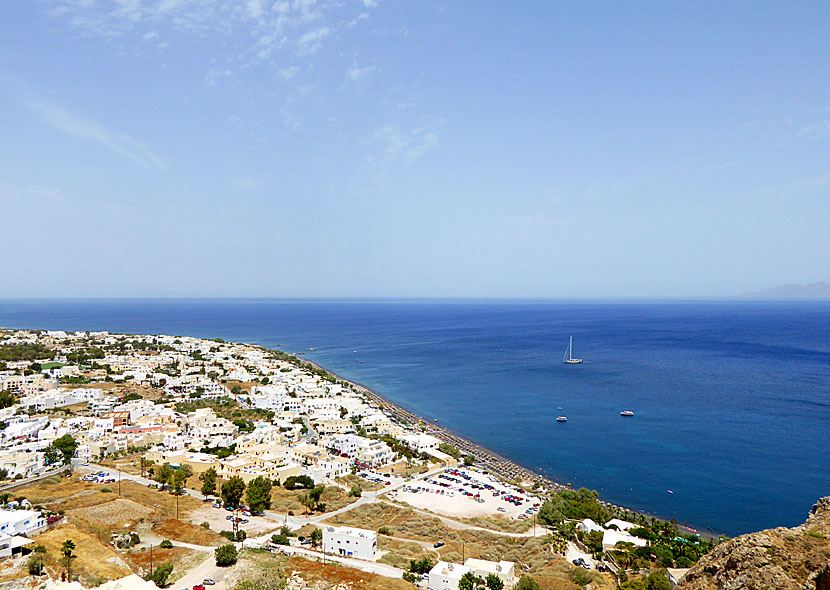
<box><xmin>0</xmin><ymin>328</ymin><xmax>717</xmax><ymax>590</ymax></box>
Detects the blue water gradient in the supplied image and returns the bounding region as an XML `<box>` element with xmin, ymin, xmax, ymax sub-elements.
<box><xmin>0</xmin><ymin>299</ymin><xmax>827</xmax><ymax>536</ymax></box>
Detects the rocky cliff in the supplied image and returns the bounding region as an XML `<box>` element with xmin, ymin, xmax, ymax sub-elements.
<box><xmin>679</xmin><ymin>497</ymin><xmax>830</xmax><ymax>590</ymax></box>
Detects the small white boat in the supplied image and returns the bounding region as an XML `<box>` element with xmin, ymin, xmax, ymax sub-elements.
<box><xmin>556</xmin><ymin>416</ymin><xmax>568</xmax><ymax>422</ymax></box>
<box><xmin>563</xmin><ymin>336</ymin><xmax>583</xmax><ymax>364</ymax></box>
<box><xmin>620</xmin><ymin>410</ymin><xmax>634</xmax><ymax>417</ymax></box>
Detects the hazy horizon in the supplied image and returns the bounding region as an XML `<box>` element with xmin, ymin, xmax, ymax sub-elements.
<box><xmin>2</xmin><ymin>3</ymin><xmax>828</xmax><ymax>298</ymax></box>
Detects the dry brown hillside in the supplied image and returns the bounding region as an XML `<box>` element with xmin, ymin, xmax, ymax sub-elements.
<box><xmin>680</xmin><ymin>497</ymin><xmax>830</xmax><ymax>590</ymax></box>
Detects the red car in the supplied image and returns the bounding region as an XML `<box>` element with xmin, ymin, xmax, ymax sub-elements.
<box><xmin>193</xmin><ymin>585</ymin><xmax>205</xmax><ymax>590</ymax></box>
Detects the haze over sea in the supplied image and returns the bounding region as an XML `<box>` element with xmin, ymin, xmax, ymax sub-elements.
<box><xmin>1</xmin><ymin>299</ymin><xmax>827</xmax><ymax>536</ymax></box>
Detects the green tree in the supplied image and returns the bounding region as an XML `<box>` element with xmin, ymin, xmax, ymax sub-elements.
<box><xmin>155</xmin><ymin>463</ymin><xmax>174</xmax><ymax>489</ymax></box>
<box><xmin>463</xmin><ymin>455</ymin><xmax>475</xmax><ymax>466</ymax></box>
<box><xmin>43</xmin><ymin>445</ymin><xmax>61</xmax><ymax>466</ymax></box>
<box><xmin>200</xmin><ymin>467</ymin><xmax>217</xmax><ymax>497</ymax></box>
<box><xmin>146</xmin><ymin>562</ymin><xmax>174</xmax><ymax>587</ymax></box>
<box><xmin>515</xmin><ymin>576</ymin><xmax>541</xmax><ymax>590</ymax></box>
<box><xmin>271</xmin><ymin>526</ymin><xmax>293</xmax><ymax>546</ymax></box>
<box><xmin>438</xmin><ymin>442</ymin><xmax>462</xmax><ymax>459</ymax></box>
<box><xmin>27</xmin><ymin>545</ymin><xmax>47</xmax><ymax>576</ymax></box>
<box><xmin>486</xmin><ymin>573</ymin><xmax>505</xmax><ymax>590</ymax></box>
<box><xmin>245</xmin><ymin>476</ymin><xmax>273</xmax><ymax>514</ymax></box>
<box><xmin>300</xmin><ymin>485</ymin><xmax>325</xmax><ymax>513</ymax></box>
<box><xmin>310</xmin><ymin>528</ymin><xmax>322</xmax><ymax>549</ymax></box>
<box><xmin>215</xmin><ymin>544</ymin><xmax>238</xmax><ymax>567</ymax></box>
<box><xmin>459</xmin><ymin>572</ymin><xmax>485</xmax><ymax>590</ymax></box>
<box><xmin>572</xmin><ymin>568</ymin><xmax>592</xmax><ymax>588</ymax></box>
<box><xmin>221</xmin><ymin>476</ymin><xmax>246</xmax><ymax>510</ymax></box>
<box><xmin>171</xmin><ymin>465</ymin><xmax>192</xmax><ymax>495</ymax></box>
<box><xmin>645</xmin><ymin>572</ymin><xmax>671</xmax><ymax>590</ymax></box>
<box><xmin>348</xmin><ymin>485</ymin><xmax>362</xmax><ymax>498</ymax></box>
<box><xmin>409</xmin><ymin>557</ymin><xmax>434</xmax><ymax>575</ymax></box>
<box><xmin>283</xmin><ymin>475</ymin><xmax>314</xmax><ymax>490</ymax></box>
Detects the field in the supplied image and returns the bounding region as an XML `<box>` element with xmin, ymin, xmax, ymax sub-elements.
<box><xmin>234</xmin><ymin>550</ymin><xmax>414</xmax><ymax>590</ymax></box>
<box><xmin>189</xmin><ymin>505</ymin><xmax>280</xmax><ymax>538</ymax></box>
<box><xmin>35</xmin><ymin>522</ymin><xmax>132</xmax><ymax>584</ymax></box>
<box><xmin>378</xmin><ymin>461</ymin><xmax>428</xmax><ymax>477</ymax></box>
<box><xmin>11</xmin><ymin>473</ymin><xmax>226</xmax><ymax>584</ymax></box>
<box><xmin>377</xmin><ymin>537</ymin><xmax>436</xmax><ymax>569</ymax></box>
<box><xmin>270</xmin><ymin>484</ymin><xmax>357</xmax><ymax>514</ymax></box>
<box><xmin>154</xmin><ymin>518</ymin><xmax>225</xmax><ymax>546</ymax></box>
<box><xmin>120</xmin><ymin>545</ymin><xmax>208</xmax><ymax>583</ymax></box>
<box><xmin>337</xmin><ymin>474</ymin><xmax>386</xmax><ymax>492</ymax></box>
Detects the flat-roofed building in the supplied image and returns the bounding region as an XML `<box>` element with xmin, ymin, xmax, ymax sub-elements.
<box><xmin>322</xmin><ymin>526</ymin><xmax>377</xmax><ymax>561</ymax></box>
<box><xmin>464</xmin><ymin>558</ymin><xmax>516</xmax><ymax>587</ymax></box>
<box><xmin>428</xmin><ymin>561</ymin><xmax>472</xmax><ymax>590</ymax></box>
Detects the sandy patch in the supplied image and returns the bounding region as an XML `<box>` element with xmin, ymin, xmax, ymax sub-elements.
<box><xmin>190</xmin><ymin>505</ymin><xmax>282</xmax><ymax>537</ymax></box>
<box><xmin>71</xmin><ymin>497</ymin><xmax>155</xmax><ymax>527</ymax></box>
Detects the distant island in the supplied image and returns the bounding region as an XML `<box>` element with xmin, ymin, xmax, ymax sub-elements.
<box><xmin>737</xmin><ymin>281</ymin><xmax>830</xmax><ymax>299</ymax></box>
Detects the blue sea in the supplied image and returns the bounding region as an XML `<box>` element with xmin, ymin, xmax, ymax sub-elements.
<box><xmin>1</xmin><ymin>299</ymin><xmax>827</xmax><ymax>536</ymax></box>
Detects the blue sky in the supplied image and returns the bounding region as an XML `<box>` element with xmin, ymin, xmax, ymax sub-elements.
<box><xmin>1</xmin><ymin>2</ymin><xmax>827</xmax><ymax>297</ymax></box>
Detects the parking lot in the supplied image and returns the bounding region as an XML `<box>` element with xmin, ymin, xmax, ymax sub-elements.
<box><xmin>389</xmin><ymin>467</ymin><xmax>542</xmax><ymax>519</ymax></box>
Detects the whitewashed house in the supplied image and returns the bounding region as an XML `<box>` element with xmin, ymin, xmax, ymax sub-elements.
<box><xmin>322</xmin><ymin>526</ymin><xmax>376</xmax><ymax>561</ymax></box>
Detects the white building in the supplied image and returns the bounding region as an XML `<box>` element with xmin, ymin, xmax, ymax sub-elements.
<box><xmin>464</xmin><ymin>559</ymin><xmax>516</xmax><ymax>588</ymax></box>
<box><xmin>428</xmin><ymin>561</ymin><xmax>472</xmax><ymax>590</ymax></box>
<box><xmin>0</xmin><ymin>530</ymin><xmax>32</xmax><ymax>558</ymax></box>
<box><xmin>321</xmin><ymin>526</ymin><xmax>377</xmax><ymax>561</ymax></box>
<box><xmin>605</xmin><ymin>518</ymin><xmax>637</xmax><ymax>531</ymax></box>
<box><xmin>0</xmin><ymin>509</ymin><xmax>47</xmax><ymax>537</ymax></box>
<box><xmin>400</xmin><ymin>433</ymin><xmax>441</xmax><ymax>454</ymax></box>
<box><xmin>602</xmin><ymin>529</ymin><xmax>648</xmax><ymax>549</ymax></box>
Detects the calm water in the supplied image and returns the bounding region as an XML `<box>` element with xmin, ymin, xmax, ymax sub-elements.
<box><xmin>1</xmin><ymin>299</ymin><xmax>827</xmax><ymax>535</ymax></box>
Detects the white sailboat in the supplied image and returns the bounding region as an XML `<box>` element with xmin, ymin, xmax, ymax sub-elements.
<box><xmin>563</xmin><ymin>336</ymin><xmax>583</xmax><ymax>364</ymax></box>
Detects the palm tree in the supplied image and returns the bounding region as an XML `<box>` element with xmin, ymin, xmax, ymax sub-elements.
<box><xmin>61</xmin><ymin>539</ymin><xmax>76</xmax><ymax>580</ymax></box>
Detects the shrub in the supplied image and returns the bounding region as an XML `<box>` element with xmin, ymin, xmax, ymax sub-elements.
<box><xmin>145</xmin><ymin>562</ymin><xmax>174</xmax><ymax>587</ymax></box>
<box><xmin>159</xmin><ymin>539</ymin><xmax>173</xmax><ymax>549</ymax></box>
<box><xmin>215</xmin><ymin>544</ymin><xmax>238</xmax><ymax>567</ymax></box>
<box><xmin>516</xmin><ymin>576</ymin><xmax>541</xmax><ymax>590</ymax></box>
<box><xmin>283</xmin><ymin>475</ymin><xmax>314</xmax><ymax>490</ymax></box>
<box><xmin>100</xmin><ymin>487</ymin><xmax>112</xmax><ymax>493</ymax></box>
<box><xmin>409</xmin><ymin>557</ymin><xmax>433</xmax><ymax>574</ymax></box>
<box><xmin>402</xmin><ymin>571</ymin><xmax>419</xmax><ymax>584</ymax></box>
<box><xmin>378</xmin><ymin>526</ymin><xmax>391</xmax><ymax>535</ymax></box>
<box><xmin>200</xmin><ymin>522</ymin><xmax>211</xmax><ymax>529</ymax></box>
<box><xmin>27</xmin><ymin>556</ymin><xmax>45</xmax><ymax>576</ymax></box>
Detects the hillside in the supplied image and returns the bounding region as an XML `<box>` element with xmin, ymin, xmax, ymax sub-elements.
<box><xmin>738</xmin><ymin>282</ymin><xmax>830</xmax><ymax>299</ymax></box>
<box><xmin>679</xmin><ymin>497</ymin><xmax>830</xmax><ymax>590</ymax></box>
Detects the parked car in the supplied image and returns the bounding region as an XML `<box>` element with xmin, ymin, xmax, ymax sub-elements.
<box><xmin>202</xmin><ymin>579</ymin><xmax>215</xmax><ymax>585</ymax></box>
<box><xmin>433</xmin><ymin>541</ymin><xmax>445</xmax><ymax>548</ymax></box>
<box><xmin>193</xmin><ymin>585</ymin><xmax>205</xmax><ymax>590</ymax></box>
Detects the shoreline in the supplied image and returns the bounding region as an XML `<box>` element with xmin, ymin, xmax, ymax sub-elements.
<box><xmin>294</xmin><ymin>352</ymin><xmax>720</xmax><ymax>539</ymax></box>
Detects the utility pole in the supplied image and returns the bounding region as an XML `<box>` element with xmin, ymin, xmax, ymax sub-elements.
<box><xmin>149</xmin><ymin>544</ymin><xmax>153</xmax><ymax>577</ymax></box>
<box><xmin>118</xmin><ymin>470</ymin><xmax>121</xmax><ymax>496</ymax></box>
<box><xmin>176</xmin><ymin>494</ymin><xmax>179</xmax><ymax>520</ymax></box>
